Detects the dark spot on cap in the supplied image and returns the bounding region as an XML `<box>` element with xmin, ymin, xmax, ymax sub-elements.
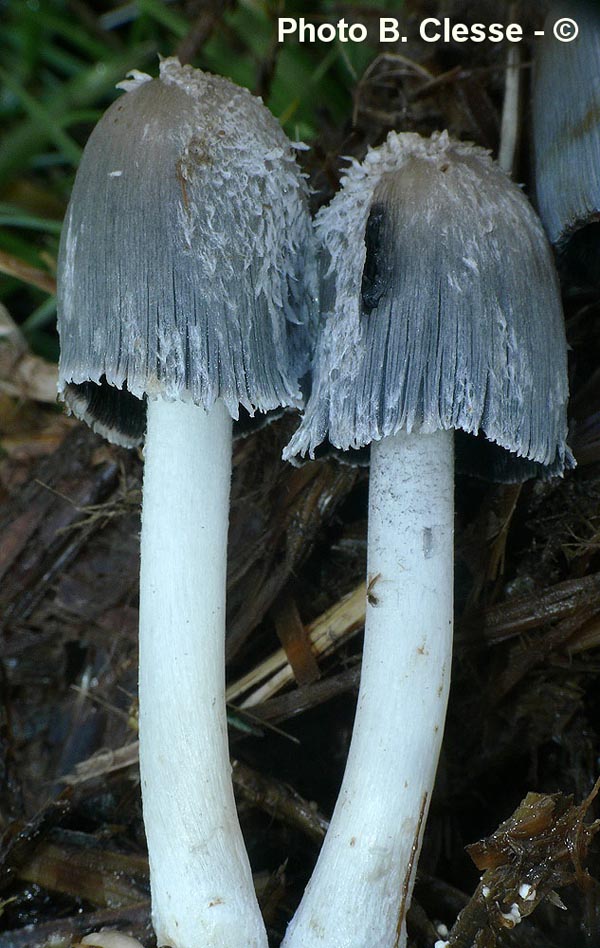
<box><xmin>361</xmin><ymin>203</ymin><xmax>388</xmax><ymax>315</ymax></box>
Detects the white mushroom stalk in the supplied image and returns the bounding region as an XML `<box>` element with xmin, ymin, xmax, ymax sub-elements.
<box><xmin>139</xmin><ymin>399</ymin><xmax>254</xmax><ymax>946</ymax></box>
<box><xmin>285</xmin><ymin>429</ymin><xmax>453</xmax><ymax>948</ymax></box>
<box><xmin>57</xmin><ymin>59</ymin><xmax>316</xmax><ymax>948</ymax></box>
<box><xmin>284</xmin><ymin>131</ymin><xmax>571</xmax><ymax>948</ymax></box>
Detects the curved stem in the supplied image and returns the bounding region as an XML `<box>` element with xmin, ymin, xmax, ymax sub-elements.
<box><xmin>139</xmin><ymin>399</ymin><xmax>267</xmax><ymax>948</ymax></box>
<box><xmin>282</xmin><ymin>429</ymin><xmax>454</xmax><ymax>948</ymax></box>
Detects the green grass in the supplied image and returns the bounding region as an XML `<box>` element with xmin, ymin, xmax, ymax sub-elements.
<box><xmin>0</xmin><ymin>0</ymin><xmax>399</xmax><ymax>355</ymax></box>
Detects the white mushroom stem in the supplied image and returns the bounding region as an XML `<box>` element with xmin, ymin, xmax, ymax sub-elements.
<box><xmin>139</xmin><ymin>399</ymin><xmax>267</xmax><ymax>948</ymax></box>
<box><xmin>282</xmin><ymin>429</ymin><xmax>454</xmax><ymax>948</ymax></box>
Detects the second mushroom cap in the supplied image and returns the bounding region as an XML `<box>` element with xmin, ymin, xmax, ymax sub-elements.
<box><xmin>285</xmin><ymin>130</ymin><xmax>571</xmax><ymax>476</ymax></box>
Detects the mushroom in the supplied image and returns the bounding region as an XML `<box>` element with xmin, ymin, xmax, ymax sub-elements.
<box><xmin>57</xmin><ymin>59</ymin><xmax>316</xmax><ymax>948</ymax></box>
<box><xmin>533</xmin><ymin>1</ymin><xmax>600</xmax><ymax>286</ymax></box>
<box><xmin>283</xmin><ymin>131</ymin><xmax>571</xmax><ymax>948</ymax></box>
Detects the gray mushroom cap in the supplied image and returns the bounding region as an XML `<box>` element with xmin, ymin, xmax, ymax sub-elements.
<box><xmin>285</xmin><ymin>131</ymin><xmax>572</xmax><ymax>476</ymax></box>
<box><xmin>57</xmin><ymin>58</ymin><xmax>317</xmax><ymax>447</ymax></box>
<box><xmin>533</xmin><ymin>2</ymin><xmax>600</xmax><ymax>248</ymax></box>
